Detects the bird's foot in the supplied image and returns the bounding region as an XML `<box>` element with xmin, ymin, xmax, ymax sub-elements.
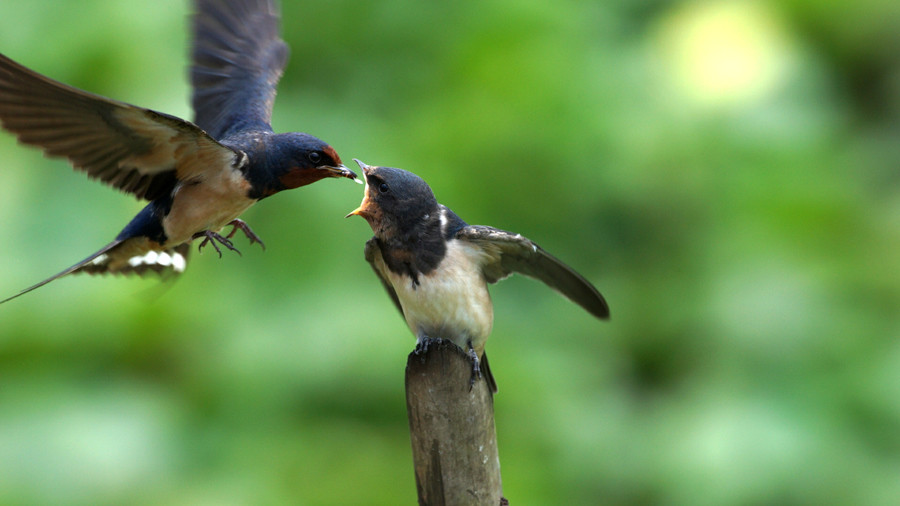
<box><xmin>225</xmin><ymin>219</ymin><xmax>266</xmax><ymax>251</ymax></box>
<box><xmin>467</xmin><ymin>339</ymin><xmax>482</xmax><ymax>391</ymax></box>
<box><xmin>414</xmin><ymin>336</ymin><xmax>442</xmax><ymax>355</ymax></box>
<box><xmin>194</xmin><ymin>230</ymin><xmax>241</xmax><ymax>258</ymax></box>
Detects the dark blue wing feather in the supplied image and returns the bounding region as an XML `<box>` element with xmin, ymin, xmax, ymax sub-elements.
<box><xmin>456</xmin><ymin>225</ymin><xmax>610</xmax><ymax>320</ymax></box>
<box><xmin>0</xmin><ymin>53</ymin><xmax>236</xmax><ymax>201</ymax></box>
<box><xmin>191</xmin><ymin>0</ymin><xmax>289</xmax><ymax>139</ymax></box>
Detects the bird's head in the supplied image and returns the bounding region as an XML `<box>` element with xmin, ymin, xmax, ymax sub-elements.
<box><xmin>345</xmin><ymin>159</ymin><xmax>438</xmax><ymax>237</ymax></box>
<box><xmin>271</xmin><ymin>133</ymin><xmax>358</xmax><ymax>192</ymax></box>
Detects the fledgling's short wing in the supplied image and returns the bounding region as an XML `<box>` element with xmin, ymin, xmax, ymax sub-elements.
<box><xmin>191</xmin><ymin>0</ymin><xmax>289</xmax><ymax>139</ymax></box>
<box><xmin>0</xmin><ymin>53</ymin><xmax>241</xmax><ymax>201</ymax></box>
<box><xmin>364</xmin><ymin>238</ymin><xmax>404</xmax><ymax>317</ymax></box>
<box><xmin>456</xmin><ymin>225</ymin><xmax>610</xmax><ymax>320</ymax></box>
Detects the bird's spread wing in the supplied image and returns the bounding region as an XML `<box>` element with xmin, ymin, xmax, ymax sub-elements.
<box><xmin>191</xmin><ymin>0</ymin><xmax>289</xmax><ymax>139</ymax></box>
<box><xmin>456</xmin><ymin>225</ymin><xmax>610</xmax><ymax>319</ymax></box>
<box><xmin>0</xmin><ymin>53</ymin><xmax>241</xmax><ymax>201</ymax></box>
<box><xmin>364</xmin><ymin>238</ymin><xmax>404</xmax><ymax>318</ymax></box>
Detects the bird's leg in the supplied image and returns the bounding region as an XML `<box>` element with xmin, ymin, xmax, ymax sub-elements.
<box><xmin>225</xmin><ymin>219</ymin><xmax>266</xmax><ymax>250</ymax></box>
<box><xmin>194</xmin><ymin>230</ymin><xmax>241</xmax><ymax>258</ymax></box>
<box><xmin>466</xmin><ymin>339</ymin><xmax>482</xmax><ymax>391</ymax></box>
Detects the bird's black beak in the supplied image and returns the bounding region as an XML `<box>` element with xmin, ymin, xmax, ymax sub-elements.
<box><xmin>352</xmin><ymin>158</ymin><xmax>372</xmax><ymax>178</ymax></box>
<box><xmin>324</xmin><ymin>163</ymin><xmax>360</xmax><ymax>183</ymax></box>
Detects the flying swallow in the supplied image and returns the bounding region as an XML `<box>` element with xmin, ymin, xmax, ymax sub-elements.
<box><xmin>347</xmin><ymin>160</ymin><xmax>609</xmax><ymax>392</ymax></box>
<box><xmin>0</xmin><ymin>0</ymin><xmax>358</xmax><ymax>304</ymax></box>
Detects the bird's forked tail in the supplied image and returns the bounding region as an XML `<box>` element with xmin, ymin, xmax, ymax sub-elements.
<box><xmin>0</xmin><ymin>240</ymin><xmax>189</xmax><ymax>305</ymax></box>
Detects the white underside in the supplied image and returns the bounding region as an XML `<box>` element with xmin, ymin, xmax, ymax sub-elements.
<box><xmin>162</xmin><ymin>169</ymin><xmax>255</xmax><ymax>246</ymax></box>
<box><xmin>377</xmin><ymin>239</ymin><xmax>494</xmax><ymax>354</ymax></box>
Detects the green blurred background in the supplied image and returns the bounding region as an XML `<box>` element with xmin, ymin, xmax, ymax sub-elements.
<box><xmin>0</xmin><ymin>0</ymin><xmax>898</xmax><ymax>504</ymax></box>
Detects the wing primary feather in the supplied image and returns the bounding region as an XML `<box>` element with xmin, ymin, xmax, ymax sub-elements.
<box><xmin>190</xmin><ymin>0</ymin><xmax>288</xmax><ymax>138</ymax></box>
<box><xmin>0</xmin><ymin>52</ymin><xmax>237</xmax><ymax>200</ymax></box>
<box><xmin>457</xmin><ymin>225</ymin><xmax>610</xmax><ymax>320</ymax></box>
<box><xmin>526</xmin><ymin>248</ymin><xmax>610</xmax><ymax>319</ymax></box>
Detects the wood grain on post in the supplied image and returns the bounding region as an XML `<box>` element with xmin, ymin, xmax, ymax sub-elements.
<box><xmin>405</xmin><ymin>339</ymin><xmax>507</xmax><ymax>506</ymax></box>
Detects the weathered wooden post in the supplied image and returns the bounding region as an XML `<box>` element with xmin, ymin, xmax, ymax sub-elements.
<box><xmin>405</xmin><ymin>339</ymin><xmax>508</xmax><ymax>505</ymax></box>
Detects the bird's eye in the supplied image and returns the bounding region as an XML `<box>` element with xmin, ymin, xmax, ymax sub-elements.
<box><xmin>308</xmin><ymin>151</ymin><xmax>322</xmax><ymax>164</ymax></box>
<box><xmin>379</xmin><ymin>183</ymin><xmax>390</xmax><ymax>193</ymax></box>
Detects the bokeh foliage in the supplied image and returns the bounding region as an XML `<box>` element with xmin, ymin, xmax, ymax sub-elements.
<box><xmin>0</xmin><ymin>0</ymin><xmax>898</xmax><ymax>504</ymax></box>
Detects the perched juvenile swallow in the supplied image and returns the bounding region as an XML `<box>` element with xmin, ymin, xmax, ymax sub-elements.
<box><xmin>0</xmin><ymin>0</ymin><xmax>357</xmax><ymax>304</ymax></box>
<box><xmin>347</xmin><ymin>160</ymin><xmax>609</xmax><ymax>392</ymax></box>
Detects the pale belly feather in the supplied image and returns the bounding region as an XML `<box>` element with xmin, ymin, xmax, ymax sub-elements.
<box><xmin>384</xmin><ymin>240</ymin><xmax>494</xmax><ymax>354</ymax></box>
<box><xmin>162</xmin><ymin>170</ymin><xmax>255</xmax><ymax>246</ymax></box>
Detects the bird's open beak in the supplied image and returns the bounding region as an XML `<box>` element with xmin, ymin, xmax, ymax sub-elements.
<box><xmin>352</xmin><ymin>158</ymin><xmax>372</xmax><ymax>176</ymax></box>
<box><xmin>345</xmin><ymin>205</ymin><xmax>368</xmax><ymax>219</ymax></box>
<box><xmin>346</xmin><ymin>159</ymin><xmax>372</xmax><ymax>218</ymax></box>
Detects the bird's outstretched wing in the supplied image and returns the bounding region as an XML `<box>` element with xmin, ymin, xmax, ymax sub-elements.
<box><xmin>191</xmin><ymin>0</ymin><xmax>289</xmax><ymax>139</ymax></box>
<box><xmin>456</xmin><ymin>225</ymin><xmax>610</xmax><ymax>320</ymax></box>
<box><xmin>364</xmin><ymin>238</ymin><xmax>405</xmax><ymax>318</ymax></box>
<box><xmin>0</xmin><ymin>53</ymin><xmax>241</xmax><ymax>201</ymax></box>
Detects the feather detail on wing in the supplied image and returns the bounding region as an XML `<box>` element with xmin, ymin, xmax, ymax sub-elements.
<box><xmin>0</xmin><ymin>53</ymin><xmax>241</xmax><ymax>201</ymax></box>
<box><xmin>455</xmin><ymin>225</ymin><xmax>610</xmax><ymax>320</ymax></box>
<box><xmin>364</xmin><ymin>237</ymin><xmax>404</xmax><ymax>318</ymax></box>
<box><xmin>191</xmin><ymin>0</ymin><xmax>288</xmax><ymax>139</ymax></box>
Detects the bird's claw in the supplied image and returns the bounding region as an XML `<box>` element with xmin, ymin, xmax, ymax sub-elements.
<box><xmin>195</xmin><ymin>230</ymin><xmax>241</xmax><ymax>258</ymax></box>
<box><xmin>412</xmin><ymin>337</ymin><xmax>482</xmax><ymax>391</ymax></box>
<box><xmin>225</xmin><ymin>219</ymin><xmax>266</xmax><ymax>251</ymax></box>
<box><xmin>467</xmin><ymin>340</ymin><xmax>482</xmax><ymax>392</ymax></box>
<box><xmin>414</xmin><ymin>336</ymin><xmax>442</xmax><ymax>356</ymax></box>
<box><xmin>193</xmin><ymin>220</ymin><xmax>265</xmax><ymax>258</ymax></box>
